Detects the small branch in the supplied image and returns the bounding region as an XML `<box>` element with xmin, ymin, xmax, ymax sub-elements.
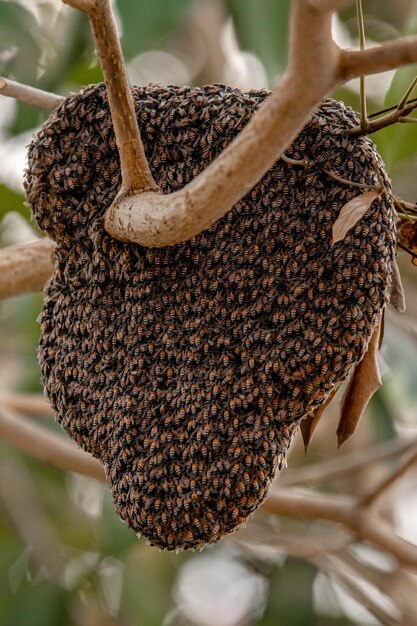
<box><xmin>356</xmin><ymin>0</ymin><xmax>369</xmax><ymax>130</ymax></box>
<box><xmin>0</xmin><ymin>392</ymin><xmax>54</xmax><ymax>417</ymax></box>
<box><xmin>63</xmin><ymin>0</ymin><xmax>159</xmax><ymax>195</ymax></box>
<box><xmin>340</xmin><ymin>36</ymin><xmax>417</xmax><ymax>82</ymax></box>
<box><xmin>0</xmin><ymin>239</ymin><xmax>55</xmax><ymax>299</ymax></box>
<box><xmin>321</xmin><ymin>167</ymin><xmax>377</xmax><ymax>190</ymax></box>
<box><xmin>0</xmin><ymin>404</ymin><xmax>106</xmax><ymax>482</ymax></box>
<box><xmin>281</xmin><ymin>438</ymin><xmax>416</xmax><ymax>488</ymax></box>
<box><xmin>359</xmin><ymin>446</ymin><xmax>417</xmax><ymax>509</ymax></box>
<box><xmin>264</xmin><ymin>489</ymin><xmax>417</xmax><ymax>570</ymax></box>
<box><xmin>349</xmin><ymin>99</ymin><xmax>417</xmax><ymax>136</ymax></box>
<box><xmin>234</xmin><ymin>524</ymin><xmax>352</xmax><ymax>563</ymax></box>
<box><xmin>398</xmin><ymin>74</ymin><xmax>417</xmax><ymax>109</ymax></box>
<box><xmin>0</xmin><ymin>76</ymin><xmax>64</xmax><ymax>111</ymax></box>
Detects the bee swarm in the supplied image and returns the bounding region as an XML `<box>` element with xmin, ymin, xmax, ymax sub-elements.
<box><xmin>25</xmin><ymin>83</ymin><xmax>395</xmax><ymax>550</ymax></box>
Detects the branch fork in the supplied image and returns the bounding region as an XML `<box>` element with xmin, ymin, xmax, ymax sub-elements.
<box><xmin>2</xmin><ymin>0</ymin><xmax>417</xmax><ymax>296</ymax></box>
<box><xmin>62</xmin><ymin>0</ymin><xmax>417</xmax><ymax>248</ymax></box>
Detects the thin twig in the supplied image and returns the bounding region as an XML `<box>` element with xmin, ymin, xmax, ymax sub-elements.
<box><xmin>0</xmin><ymin>76</ymin><xmax>64</xmax><ymax>110</ymax></box>
<box><xmin>398</xmin><ymin>75</ymin><xmax>417</xmax><ymax>110</ymax></box>
<box><xmin>281</xmin><ymin>153</ymin><xmax>308</xmax><ymax>167</ymax></box>
<box><xmin>359</xmin><ymin>446</ymin><xmax>417</xmax><ymax>509</ymax></box>
<box><xmin>0</xmin><ymin>404</ymin><xmax>106</xmax><ymax>482</ymax></box>
<box><xmin>321</xmin><ymin>167</ymin><xmax>378</xmax><ymax>190</ymax></box>
<box><xmin>280</xmin><ymin>438</ymin><xmax>416</xmax><ymax>487</ymax></box>
<box><xmin>0</xmin><ymin>239</ymin><xmax>55</xmax><ymax>300</ymax></box>
<box><xmin>356</xmin><ymin>0</ymin><xmax>369</xmax><ymax>130</ymax></box>
<box><xmin>234</xmin><ymin>524</ymin><xmax>352</xmax><ymax>563</ymax></box>
<box><xmin>349</xmin><ymin>99</ymin><xmax>417</xmax><ymax>136</ymax></box>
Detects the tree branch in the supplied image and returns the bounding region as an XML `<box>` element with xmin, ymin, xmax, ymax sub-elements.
<box><xmin>63</xmin><ymin>0</ymin><xmax>159</xmax><ymax>194</ymax></box>
<box><xmin>359</xmin><ymin>446</ymin><xmax>417</xmax><ymax>509</ymax></box>
<box><xmin>0</xmin><ymin>239</ymin><xmax>55</xmax><ymax>299</ymax></box>
<box><xmin>0</xmin><ymin>392</ymin><xmax>54</xmax><ymax>417</ymax></box>
<box><xmin>105</xmin><ymin>0</ymin><xmax>340</xmax><ymax>246</ymax></box>
<box><xmin>98</xmin><ymin>0</ymin><xmax>417</xmax><ymax>247</ymax></box>
<box><xmin>0</xmin><ymin>405</ymin><xmax>106</xmax><ymax>481</ymax></box>
<box><xmin>264</xmin><ymin>489</ymin><xmax>417</xmax><ymax>570</ymax></box>
<box><xmin>349</xmin><ymin>99</ymin><xmax>417</xmax><ymax>136</ymax></box>
<box><xmin>0</xmin><ymin>77</ymin><xmax>64</xmax><ymax>110</ymax></box>
<box><xmin>281</xmin><ymin>437</ymin><xmax>416</xmax><ymax>488</ymax></box>
<box><xmin>2</xmin><ymin>1</ymin><xmax>415</xmax><ymax>248</ymax></box>
<box><xmin>340</xmin><ymin>37</ymin><xmax>417</xmax><ymax>82</ymax></box>
<box><xmin>315</xmin><ymin>554</ymin><xmax>402</xmax><ymax>625</ymax></box>
<box><xmin>3</xmin><ymin>394</ymin><xmax>417</xmax><ymax>570</ymax></box>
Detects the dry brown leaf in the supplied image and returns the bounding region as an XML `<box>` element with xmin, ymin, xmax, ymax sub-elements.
<box><xmin>337</xmin><ymin>314</ymin><xmax>383</xmax><ymax>448</ymax></box>
<box><xmin>332</xmin><ymin>190</ymin><xmax>380</xmax><ymax>244</ymax></box>
<box><xmin>378</xmin><ymin>307</ymin><xmax>385</xmax><ymax>350</ymax></box>
<box><xmin>389</xmin><ymin>259</ymin><xmax>406</xmax><ymax>313</ymax></box>
<box><xmin>300</xmin><ymin>386</ymin><xmax>339</xmax><ymax>453</ymax></box>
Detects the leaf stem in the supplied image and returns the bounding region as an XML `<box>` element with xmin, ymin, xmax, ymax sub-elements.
<box><xmin>356</xmin><ymin>0</ymin><xmax>369</xmax><ymax>130</ymax></box>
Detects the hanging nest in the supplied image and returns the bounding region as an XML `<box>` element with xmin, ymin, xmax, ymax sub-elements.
<box><xmin>25</xmin><ymin>83</ymin><xmax>395</xmax><ymax>550</ymax></box>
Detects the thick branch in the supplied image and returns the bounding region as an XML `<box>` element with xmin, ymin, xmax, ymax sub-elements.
<box><xmin>102</xmin><ymin>2</ymin><xmax>417</xmax><ymax>247</ymax></box>
<box><xmin>0</xmin><ymin>77</ymin><xmax>64</xmax><ymax>110</ymax></box>
<box><xmin>63</xmin><ymin>0</ymin><xmax>159</xmax><ymax>194</ymax></box>
<box><xmin>7</xmin><ymin>1</ymin><xmax>417</xmax><ymax>248</ymax></box>
<box><xmin>105</xmin><ymin>0</ymin><xmax>340</xmax><ymax>246</ymax></box>
<box><xmin>0</xmin><ymin>405</ymin><xmax>106</xmax><ymax>481</ymax></box>
<box><xmin>0</xmin><ymin>239</ymin><xmax>55</xmax><ymax>299</ymax></box>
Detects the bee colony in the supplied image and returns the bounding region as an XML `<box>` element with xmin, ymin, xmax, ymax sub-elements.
<box><xmin>25</xmin><ymin>83</ymin><xmax>395</xmax><ymax>550</ymax></box>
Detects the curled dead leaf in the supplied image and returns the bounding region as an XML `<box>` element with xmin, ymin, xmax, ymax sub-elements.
<box><xmin>332</xmin><ymin>190</ymin><xmax>380</xmax><ymax>244</ymax></box>
<box><xmin>337</xmin><ymin>313</ymin><xmax>383</xmax><ymax>448</ymax></box>
<box><xmin>390</xmin><ymin>259</ymin><xmax>406</xmax><ymax>313</ymax></box>
<box><xmin>300</xmin><ymin>385</ymin><xmax>340</xmax><ymax>453</ymax></box>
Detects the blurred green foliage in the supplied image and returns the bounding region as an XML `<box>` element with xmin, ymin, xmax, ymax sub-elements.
<box><xmin>1</xmin><ymin>1</ymin><xmax>417</xmax><ymax>625</ymax></box>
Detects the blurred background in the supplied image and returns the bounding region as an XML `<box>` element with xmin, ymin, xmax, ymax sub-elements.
<box><xmin>1</xmin><ymin>0</ymin><xmax>417</xmax><ymax>624</ymax></box>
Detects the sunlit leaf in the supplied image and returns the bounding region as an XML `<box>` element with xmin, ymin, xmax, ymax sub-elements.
<box><xmin>332</xmin><ymin>190</ymin><xmax>380</xmax><ymax>244</ymax></box>
<box><xmin>337</xmin><ymin>315</ymin><xmax>383</xmax><ymax>447</ymax></box>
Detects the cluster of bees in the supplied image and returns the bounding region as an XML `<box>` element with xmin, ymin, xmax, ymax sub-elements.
<box><xmin>25</xmin><ymin>83</ymin><xmax>395</xmax><ymax>550</ymax></box>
